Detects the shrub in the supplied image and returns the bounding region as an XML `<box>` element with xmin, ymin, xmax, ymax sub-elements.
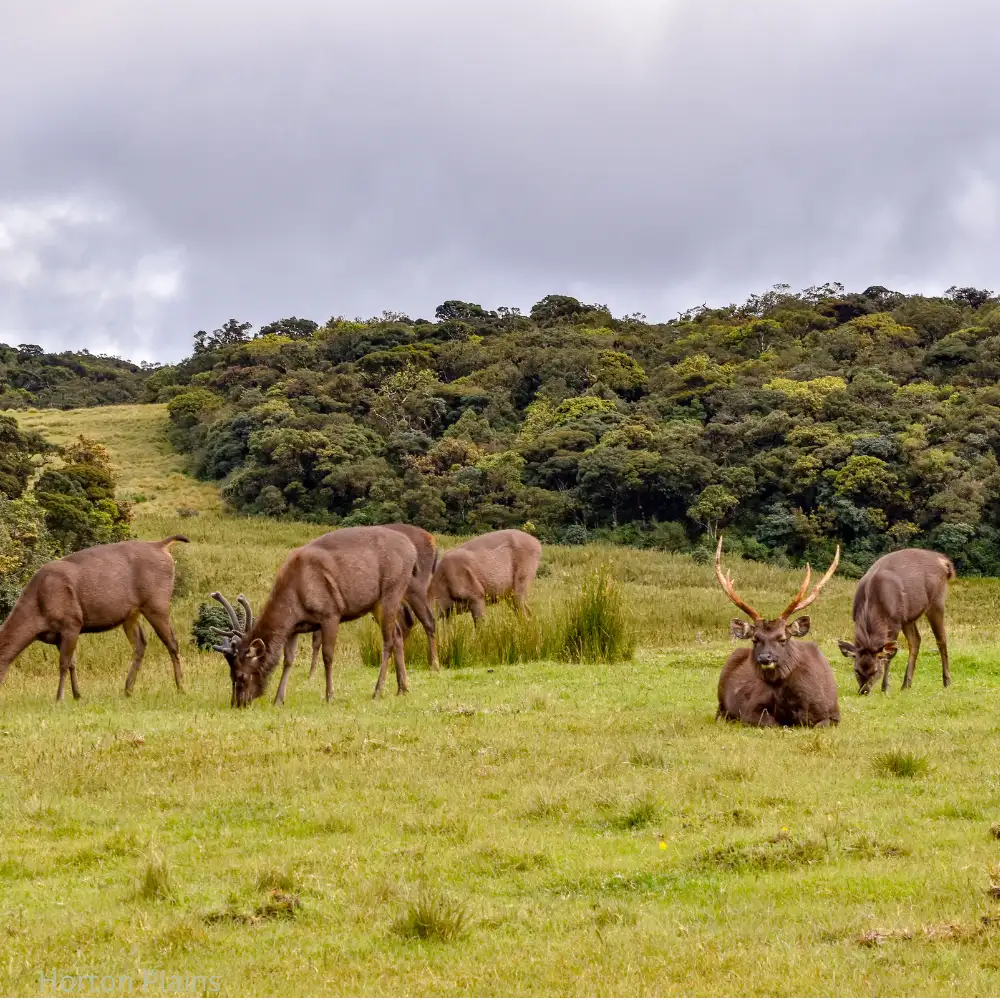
<box><xmin>559</xmin><ymin>566</ymin><xmax>635</xmax><ymax>663</ymax></box>
<box><xmin>393</xmin><ymin>889</ymin><xmax>470</xmax><ymax>942</ymax></box>
<box><xmin>0</xmin><ymin>495</ymin><xmax>55</xmax><ymax>621</ymax></box>
<box><xmin>191</xmin><ymin>602</ymin><xmax>242</xmax><ymax>651</ymax></box>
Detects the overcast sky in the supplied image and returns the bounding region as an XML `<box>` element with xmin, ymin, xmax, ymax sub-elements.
<box><xmin>2</xmin><ymin>0</ymin><xmax>1000</xmax><ymax>363</ymax></box>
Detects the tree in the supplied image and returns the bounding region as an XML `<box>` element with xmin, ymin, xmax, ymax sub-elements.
<box><xmin>258</xmin><ymin>317</ymin><xmax>319</xmax><ymax>339</ymax></box>
<box><xmin>193</xmin><ymin>319</ymin><xmax>253</xmax><ymax>354</ymax></box>
<box><xmin>687</xmin><ymin>485</ymin><xmax>738</xmax><ymax>540</ymax></box>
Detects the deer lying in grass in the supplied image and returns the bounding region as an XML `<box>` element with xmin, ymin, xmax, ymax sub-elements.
<box><xmin>429</xmin><ymin>528</ymin><xmax>541</xmax><ymax>624</ymax></box>
<box><xmin>296</xmin><ymin>522</ymin><xmax>440</xmax><ymax>675</ymax></box>
<box><xmin>0</xmin><ymin>536</ymin><xmax>188</xmax><ymax>701</ymax></box>
<box><xmin>716</xmin><ymin>537</ymin><xmax>840</xmax><ymax>727</ymax></box>
<box><xmin>837</xmin><ymin>548</ymin><xmax>955</xmax><ymax>694</ymax></box>
<box><xmin>212</xmin><ymin>525</ymin><xmax>421</xmax><ymax>706</ymax></box>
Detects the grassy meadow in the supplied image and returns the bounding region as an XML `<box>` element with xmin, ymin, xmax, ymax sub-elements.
<box><xmin>3</xmin><ymin>405</ymin><xmax>1000</xmax><ymax>995</ymax></box>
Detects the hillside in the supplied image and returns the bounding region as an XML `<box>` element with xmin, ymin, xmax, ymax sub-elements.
<box><xmin>2</xmin><ymin>403</ymin><xmax>1000</xmax><ymax>994</ymax></box>
<box><xmin>144</xmin><ymin>284</ymin><xmax>1000</xmax><ymax>578</ymax></box>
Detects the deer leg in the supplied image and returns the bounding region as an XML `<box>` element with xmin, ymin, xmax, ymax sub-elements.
<box><xmin>56</xmin><ymin>634</ymin><xmax>79</xmax><ymax>702</ymax></box>
<box><xmin>373</xmin><ymin>605</ymin><xmax>394</xmax><ymax>699</ymax></box>
<box><xmin>470</xmin><ymin>597</ymin><xmax>487</xmax><ymax>626</ymax></box>
<box><xmin>274</xmin><ymin>635</ymin><xmax>299</xmax><ymax>705</ymax></box>
<box><xmin>881</xmin><ymin>635</ymin><xmax>898</xmax><ymax>694</ymax></box>
<box><xmin>901</xmin><ymin>620</ymin><xmax>921</xmax><ymax>689</ymax></box>
<box><xmin>123</xmin><ymin>611</ymin><xmax>147</xmax><ymax>696</ymax></box>
<box><xmin>68</xmin><ymin>652</ymin><xmax>82</xmax><ymax>701</ymax></box>
<box><xmin>392</xmin><ymin>622</ymin><xmax>409</xmax><ymax>695</ymax></box>
<box><xmin>321</xmin><ymin>620</ymin><xmax>339</xmax><ymax>702</ymax></box>
<box><xmin>142</xmin><ymin>609</ymin><xmax>185</xmax><ymax>693</ymax></box>
<box><xmin>926</xmin><ymin>605</ymin><xmax>951</xmax><ymax>688</ymax></box>
<box><xmin>309</xmin><ymin>630</ymin><xmax>322</xmax><ymax>678</ymax></box>
<box><xmin>404</xmin><ymin>588</ymin><xmax>439</xmax><ymax>671</ymax></box>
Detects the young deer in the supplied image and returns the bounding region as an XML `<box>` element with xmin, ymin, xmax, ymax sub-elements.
<box><xmin>837</xmin><ymin>548</ymin><xmax>955</xmax><ymax>694</ymax></box>
<box><xmin>716</xmin><ymin>537</ymin><xmax>841</xmax><ymax>727</ymax></box>
<box><xmin>0</xmin><ymin>536</ymin><xmax>188</xmax><ymax>701</ymax></box>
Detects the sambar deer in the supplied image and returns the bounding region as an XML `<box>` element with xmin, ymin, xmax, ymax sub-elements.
<box><xmin>0</xmin><ymin>536</ymin><xmax>188</xmax><ymax>701</ymax></box>
<box><xmin>429</xmin><ymin>528</ymin><xmax>542</xmax><ymax>624</ymax></box>
<box><xmin>715</xmin><ymin>537</ymin><xmax>841</xmax><ymax>727</ymax></box>
<box><xmin>837</xmin><ymin>548</ymin><xmax>955</xmax><ymax>694</ymax></box>
<box><xmin>296</xmin><ymin>522</ymin><xmax>440</xmax><ymax>676</ymax></box>
<box><xmin>211</xmin><ymin>525</ymin><xmax>420</xmax><ymax>706</ymax></box>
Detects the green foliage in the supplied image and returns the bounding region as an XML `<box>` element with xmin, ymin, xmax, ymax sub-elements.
<box><xmin>190</xmin><ymin>602</ymin><xmax>242</xmax><ymax>651</ymax></box>
<box><xmin>0</xmin><ymin>494</ymin><xmax>55</xmax><ymax>620</ymax></box>
<box><xmin>0</xmin><ymin>424</ymin><xmax>132</xmax><ymax>619</ymax></box>
<box><xmin>23</xmin><ymin>282</ymin><xmax>1000</xmax><ymax>573</ymax></box>
<box><xmin>0</xmin><ymin>343</ymin><xmax>151</xmax><ymax>409</ymax></box>
<box><xmin>560</xmin><ymin>566</ymin><xmax>635</xmax><ymax>663</ymax></box>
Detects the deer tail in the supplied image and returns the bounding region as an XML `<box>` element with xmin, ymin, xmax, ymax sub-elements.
<box><xmin>944</xmin><ymin>557</ymin><xmax>956</xmax><ymax>580</ymax></box>
<box><xmin>158</xmin><ymin>535</ymin><xmax>190</xmax><ymax>549</ymax></box>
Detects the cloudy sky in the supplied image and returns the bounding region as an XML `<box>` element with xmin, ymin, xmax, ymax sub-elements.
<box><xmin>2</xmin><ymin>0</ymin><xmax>1000</xmax><ymax>363</ymax></box>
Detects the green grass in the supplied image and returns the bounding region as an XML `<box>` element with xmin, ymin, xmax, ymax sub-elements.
<box><xmin>4</xmin><ymin>405</ymin><xmax>1000</xmax><ymax>994</ymax></box>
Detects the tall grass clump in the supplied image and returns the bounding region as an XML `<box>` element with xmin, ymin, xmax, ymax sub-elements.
<box><xmin>559</xmin><ymin>566</ymin><xmax>635</xmax><ymax>663</ymax></box>
<box><xmin>873</xmin><ymin>748</ymin><xmax>929</xmax><ymax>778</ymax></box>
<box><xmin>393</xmin><ymin>888</ymin><xmax>470</xmax><ymax>942</ymax></box>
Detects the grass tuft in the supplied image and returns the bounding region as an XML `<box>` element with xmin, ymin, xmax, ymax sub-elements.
<box><xmin>873</xmin><ymin>749</ymin><xmax>929</xmax><ymax>778</ymax></box>
<box><xmin>559</xmin><ymin>566</ymin><xmax>635</xmax><ymax>663</ymax></box>
<box><xmin>137</xmin><ymin>846</ymin><xmax>175</xmax><ymax>902</ymax></box>
<box><xmin>393</xmin><ymin>889</ymin><xmax>470</xmax><ymax>942</ymax></box>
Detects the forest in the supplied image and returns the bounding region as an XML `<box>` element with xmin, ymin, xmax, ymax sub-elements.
<box><xmin>5</xmin><ymin>282</ymin><xmax>1000</xmax><ymax>577</ymax></box>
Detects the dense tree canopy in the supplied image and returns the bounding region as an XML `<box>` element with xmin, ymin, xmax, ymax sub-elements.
<box><xmin>0</xmin><ymin>427</ymin><xmax>132</xmax><ymax>619</ymax></box>
<box><xmin>135</xmin><ymin>282</ymin><xmax>1000</xmax><ymax>576</ymax></box>
<box><xmin>0</xmin><ymin>344</ymin><xmax>152</xmax><ymax>409</ymax></box>
<box><xmin>7</xmin><ymin>283</ymin><xmax>1000</xmax><ymax>575</ymax></box>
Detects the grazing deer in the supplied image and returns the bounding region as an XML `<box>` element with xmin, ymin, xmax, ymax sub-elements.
<box><xmin>429</xmin><ymin>528</ymin><xmax>541</xmax><ymax>624</ymax></box>
<box><xmin>211</xmin><ymin>525</ymin><xmax>420</xmax><ymax>706</ymax></box>
<box><xmin>296</xmin><ymin>523</ymin><xmax>440</xmax><ymax>676</ymax></box>
<box><xmin>837</xmin><ymin>548</ymin><xmax>955</xmax><ymax>694</ymax></box>
<box><xmin>716</xmin><ymin>537</ymin><xmax>841</xmax><ymax>727</ymax></box>
<box><xmin>0</xmin><ymin>536</ymin><xmax>188</xmax><ymax>701</ymax></box>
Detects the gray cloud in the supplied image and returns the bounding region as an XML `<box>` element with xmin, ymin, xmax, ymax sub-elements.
<box><xmin>2</xmin><ymin>0</ymin><xmax>1000</xmax><ymax>361</ymax></box>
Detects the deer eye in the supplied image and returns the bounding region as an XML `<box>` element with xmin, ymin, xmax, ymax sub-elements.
<box><xmin>778</xmin><ymin>635</ymin><xmax>788</xmax><ymax>643</ymax></box>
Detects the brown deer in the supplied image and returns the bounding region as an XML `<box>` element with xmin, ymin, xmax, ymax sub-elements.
<box><xmin>716</xmin><ymin>537</ymin><xmax>841</xmax><ymax>727</ymax></box>
<box><xmin>211</xmin><ymin>525</ymin><xmax>420</xmax><ymax>706</ymax></box>
<box><xmin>0</xmin><ymin>536</ymin><xmax>188</xmax><ymax>701</ymax></box>
<box><xmin>295</xmin><ymin>523</ymin><xmax>440</xmax><ymax>676</ymax></box>
<box><xmin>429</xmin><ymin>528</ymin><xmax>541</xmax><ymax>624</ymax></box>
<box><xmin>837</xmin><ymin>548</ymin><xmax>955</xmax><ymax>694</ymax></box>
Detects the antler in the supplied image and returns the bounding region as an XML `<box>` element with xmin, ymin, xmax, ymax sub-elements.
<box><xmin>714</xmin><ymin>535</ymin><xmax>761</xmax><ymax>621</ymax></box>
<box><xmin>211</xmin><ymin>591</ymin><xmax>243</xmax><ymax>634</ymax></box>
<box><xmin>785</xmin><ymin>546</ymin><xmax>841</xmax><ymax>615</ymax></box>
<box><xmin>236</xmin><ymin>594</ymin><xmax>255</xmax><ymax>636</ymax></box>
<box><xmin>780</xmin><ymin>564</ymin><xmax>812</xmax><ymax>620</ymax></box>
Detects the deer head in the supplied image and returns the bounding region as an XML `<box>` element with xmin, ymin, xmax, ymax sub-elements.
<box><xmin>837</xmin><ymin>638</ymin><xmax>898</xmax><ymax>695</ymax></box>
<box><xmin>715</xmin><ymin>536</ymin><xmax>840</xmax><ymax>672</ymax></box>
<box><xmin>211</xmin><ymin>591</ymin><xmax>267</xmax><ymax>707</ymax></box>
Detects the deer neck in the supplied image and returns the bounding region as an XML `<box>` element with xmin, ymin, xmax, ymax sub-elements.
<box><xmin>0</xmin><ymin>603</ymin><xmax>40</xmax><ymax>677</ymax></box>
<box><xmin>250</xmin><ymin>601</ymin><xmax>298</xmax><ymax>680</ymax></box>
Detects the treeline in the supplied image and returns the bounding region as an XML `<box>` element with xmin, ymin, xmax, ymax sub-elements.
<box><xmin>0</xmin><ymin>417</ymin><xmax>132</xmax><ymax>618</ymax></box>
<box><xmin>0</xmin><ymin>343</ymin><xmax>152</xmax><ymax>409</ymax></box>
<box><xmin>138</xmin><ymin>283</ymin><xmax>1000</xmax><ymax>577</ymax></box>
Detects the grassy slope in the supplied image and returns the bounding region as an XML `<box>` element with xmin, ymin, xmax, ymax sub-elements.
<box><xmin>3</xmin><ymin>405</ymin><xmax>1000</xmax><ymax>995</ymax></box>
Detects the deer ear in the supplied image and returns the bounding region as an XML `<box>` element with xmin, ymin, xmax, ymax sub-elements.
<box><xmin>248</xmin><ymin>638</ymin><xmax>266</xmax><ymax>657</ymax></box>
<box><xmin>787</xmin><ymin>615</ymin><xmax>811</xmax><ymax>637</ymax></box>
<box><xmin>881</xmin><ymin>641</ymin><xmax>898</xmax><ymax>656</ymax></box>
<box><xmin>837</xmin><ymin>640</ymin><xmax>856</xmax><ymax>657</ymax></box>
<box><xmin>730</xmin><ymin>619</ymin><xmax>755</xmax><ymax>640</ymax></box>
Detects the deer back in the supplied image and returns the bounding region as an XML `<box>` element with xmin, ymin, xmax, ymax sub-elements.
<box><xmin>853</xmin><ymin>548</ymin><xmax>953</xmax><ymax>642</ymax></box>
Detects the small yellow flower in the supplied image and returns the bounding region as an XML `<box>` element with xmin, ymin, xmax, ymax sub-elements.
<box><xmin>781</xmin><ymin>826</ymin><xmax>788</xmax><ymax>833</ymax></box>
<box><xmin>658</xmin><ymin>840</ymin><xmax>667</xmax><ymax>850</ymax></box>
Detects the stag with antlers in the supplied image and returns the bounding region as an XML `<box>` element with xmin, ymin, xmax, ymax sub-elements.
<box><xmin>210</xmin><ymin>526</ymin><xmax>420</xmax><ymax>707</ymax></box>
<box><xmin>715</xmin><ymin>536</ymin><xmax>841</xmax><ymax>727</ymax></box>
